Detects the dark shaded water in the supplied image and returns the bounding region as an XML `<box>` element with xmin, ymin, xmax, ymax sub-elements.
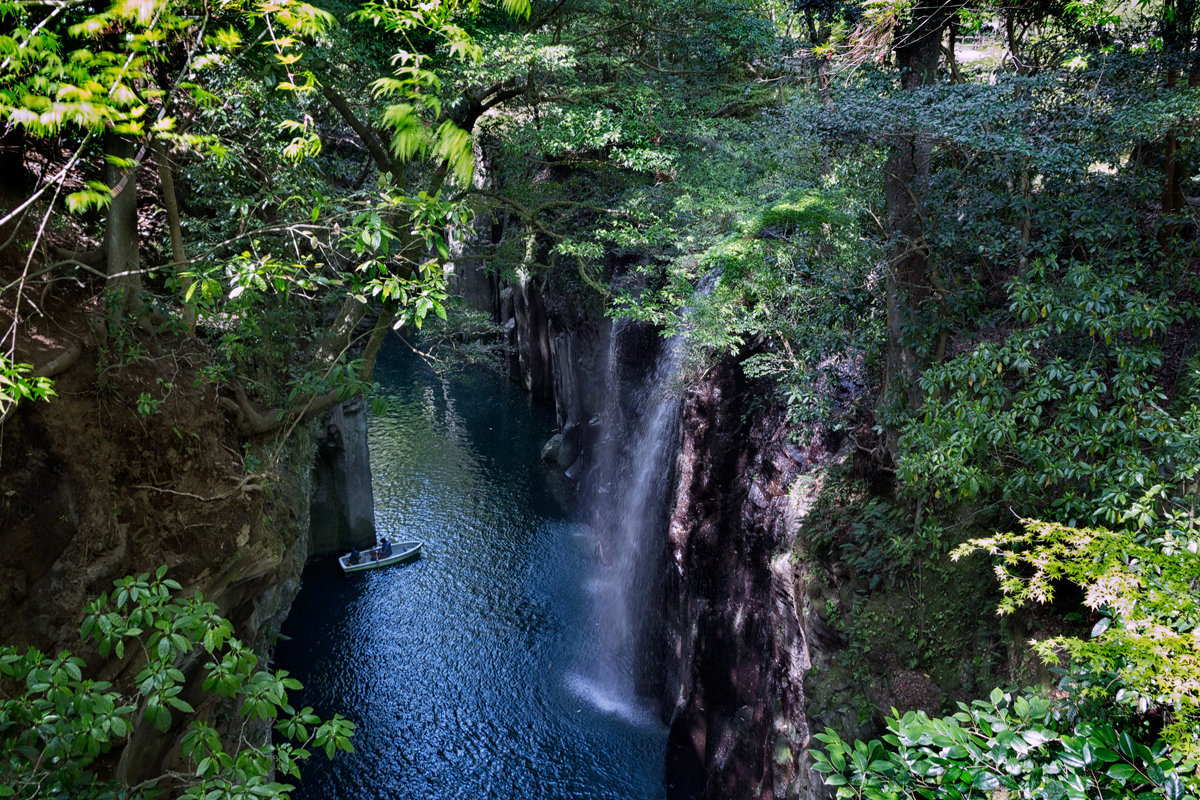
<box><xmin>275</xmin><ymin>345</ymin><xmax>666</xmax><ymax>800</ymax></box>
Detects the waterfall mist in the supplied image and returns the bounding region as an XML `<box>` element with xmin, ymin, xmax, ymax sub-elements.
<box><xmin>569</xmin><ymin>319</ymin><xmax>683</xmax><ymax>724</ymax></box>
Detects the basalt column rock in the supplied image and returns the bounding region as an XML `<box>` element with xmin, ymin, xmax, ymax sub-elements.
<box><xmin>492</xmin><ymin>274</ymin><xmax>609</xmax><ymax>480</ymax></box>
<box><xmin>445</xmin><ymin>139</ymin><xmax>502</xmax><ymax>318</ymax></box>
<box><xmin>309</xmin><ymin>397</ymin><xmax>377</xmax><ymax>555</ymax></box>
<box><xmin>511</xmin><ymin>275</ymin><xmax>555</xmax><ymax>400</ymax></box>
<box><xmin>664</xmin><ymin>359</ymin><xmax>840</xmax><ymax>800</ymax></box>
<box><xmin>446</xmin><ymin>255</ymin><xmax>499</xmax><ymax>316</ymax></box>
<box><xmin>547</xmin><ymin>315</ymin><xmax>609</xmax><ymax>429</ymax></box>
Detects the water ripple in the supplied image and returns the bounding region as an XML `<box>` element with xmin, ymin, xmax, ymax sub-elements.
<box><xmin>276</xmin><ymin>347</ymin><xmax>666</xmax><ymax>800</ymax></box>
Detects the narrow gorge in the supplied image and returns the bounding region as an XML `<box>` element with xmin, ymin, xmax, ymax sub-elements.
<box><xmin>446</xmin><ymin>265</ymin><xmax>867</xmax><ymax>800</ymax></box>
<box><xmin>2</xmin><ymin>0</ymin><xmax>1197</xmax><ymax>798</ymax></box>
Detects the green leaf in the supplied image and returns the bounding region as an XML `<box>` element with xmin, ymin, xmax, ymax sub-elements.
<box><xmin>65</xmin><ymin>188</ymin><xmax>113</xmax><ymax>214</ymax></box>
<box><xmin>972</xmin><ymin>772</ymin><xmax>1000</xmax><ymax>791</ymax></box>
<box><xmin>500</xmin><ymin>0</ymin><xmax>530</xmax><ymax>19</ymax></box>
<box><xmin>1107</xmin><ymin>763</ymin><xmax>1138</xmax><ymax>781</ymax></box>
<box><xmin>1022</xmin><ymin>729</ymin><xmax>1052</xmax><ymax>747</ymax></box>
<box><xmin>150</xmin><ymin>702</ymin><xmax>171</xmax><ymax>732</ymax></box>
<box><xmin>167</xmin><ymin>696</ymin><xmax>195</xmax><ymax>713</ymax></box>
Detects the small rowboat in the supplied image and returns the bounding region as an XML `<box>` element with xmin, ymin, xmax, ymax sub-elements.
<box><xmin>338</xmin><ymin>540</ymin><xmax>423</xmax><ymax>573</ymax></box>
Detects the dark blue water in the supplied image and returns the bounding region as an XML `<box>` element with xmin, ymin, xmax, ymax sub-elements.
<box><xmin>275</xmin><ymin>345</ymin><xmax>666</xmax><ymax>800</ymax></box>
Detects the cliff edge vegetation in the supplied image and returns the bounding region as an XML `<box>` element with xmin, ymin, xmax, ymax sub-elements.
<box><xmin>606</xmin><ymin>0</ymin><xmax>1200</xmax><ymax>796</ymax></box>
<box><xmin>0</xmin><ymin>0</ymin><xmax>531</xmax><ymax>795</ymax></box>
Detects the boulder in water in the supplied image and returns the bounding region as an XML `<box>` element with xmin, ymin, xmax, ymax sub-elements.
<box><xmin>565</xmin><ymin>456</ymin><xmax>583</xmax><ymax>481</ymax></box>
<box><xmin>540</xmin><ymin>433</ymin><xmax>564</xmax><ymax>462</ymax></box>
<box><xmin>558</xmin><ymin>419</ymin><xmax>582</xmax><ymax>468</ymax></box>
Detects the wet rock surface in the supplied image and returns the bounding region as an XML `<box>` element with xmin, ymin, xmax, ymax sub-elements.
<box><xmin>458</xmin><ymin>264</ymin><xmax>873</xmax><ymax>800</ymax></box>
<box><xmin>476</xmin><ymin>270</ymin><xmax>611</xmax><ymax>480</ymax></box>
<box><xmin>310</xmin><ymin>397</ymin><xmax>377</xmax><ymax>555</ymax></box>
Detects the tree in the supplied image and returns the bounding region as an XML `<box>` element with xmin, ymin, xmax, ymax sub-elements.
<box><xmin>0</xmin><ymin>0</ymin><xmax>532</xmax><ymax>452</ymax></box>
<box><xmin>956</xmin><ymin>520</ymin><xmax>1200</xmax><ymax>761</ymax></box>
<box><xmin>876</xmin><ymin>0</ymin><xmax>963</xmax><ymax>428</ymax></box>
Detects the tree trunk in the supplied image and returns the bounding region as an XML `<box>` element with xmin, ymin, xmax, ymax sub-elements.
<box><xmin>1159</xmin><ymin>0</ymin><xmax>1194</xmax><ymax>237</ymax></box>
<box><xmin>103</xmin><ymin>132</ymin><xmax>143</xmax><ymax>317</ymax></box>
<box><xmin>883</xmin><ymin>132</ymin><xmax>934</xmax><ymax>411</ymax></box>
<box><xmin>805</xmin><ymin>9</ymin><xmax>833</xmax><ymax>105</ymax></box>
<box><xmin>151</xmin><ymin>137</ymin><xmax>196</xmax><ymax>334</ymax></box>
<box><xmin>944</xmin><ymin>23</ymin><xmax>963</xmax><ymax>83</ymax></box>
<box><xmin>1005</xmin><ymin>15</ymin><xmax>1032</xmax><ymax>75</ymax></box>
<box><xmin>221</xmin><ymin>304</ymin><xmax>395</xmax><ymax>439</ymax></box>
<box><xmin>880</xmin><ymin>10</ymin><xmax>951</xmax><ymax>435</ymax></box>
<box><xmin>320</xmin><ymin>82</ymin><xmax>401</xmax><ymax>182</ymax></box>
<box><xmin>1162</xmin><ymin>133</ymin><xmax>1182</xmax><ymax>217</ymax></box>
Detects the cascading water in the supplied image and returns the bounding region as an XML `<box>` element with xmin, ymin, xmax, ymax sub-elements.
<box><xmin>569</xmin><ymin>319</ymin><xmax>683</xmax><ymax>723</ymax></box>
<box><xmin>274</xmin><ymin>345</ymin><xmax>666</xmax><ymax>800</ymax></box>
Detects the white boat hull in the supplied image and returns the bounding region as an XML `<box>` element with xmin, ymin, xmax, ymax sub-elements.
<box><xmin>338</xmin><ymin>540</ymin><xmax>422</xmax><ymax>573</ymax></box>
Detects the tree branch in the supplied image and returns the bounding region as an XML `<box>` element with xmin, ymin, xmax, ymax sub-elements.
<box><xmin>320</xmin><ymin>81</ymin><xmax>398</xmax><ymax>180</ymax></box>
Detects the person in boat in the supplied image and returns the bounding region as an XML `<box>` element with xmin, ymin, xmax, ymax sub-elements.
<box><xmin>348</xmin><ymin>548</ymin><xmax>361</xmax><ymax>565</ymax></box>
<box><xmin>379</xmin><ymin>537</ymin><xmax>392</xmax><ymax>558</ymax></box>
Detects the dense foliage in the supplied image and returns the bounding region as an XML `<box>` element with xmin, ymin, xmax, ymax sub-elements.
<box><xmin>0</xmin><ymin>0</ymin><xmax>531</xmax><ymax>442</ymax></box>
<box><xmin>0</xmin><ymin>569</ymin><xmax>353</xmax><ymax>799</ymax></box>
<box><xmin>547</xmin><ymin>0</ymin><xmax>1200</xmax><ymax>793</ymax></box>
<box><xmin>957</xmin><ymin>520</ymin><xmax>1200</xmax><ymax>760</ymax></box>
<box><xmin>812</xmin><ymin>689</ymin><xmax>1194</xmax><ymax>800</ymax></box>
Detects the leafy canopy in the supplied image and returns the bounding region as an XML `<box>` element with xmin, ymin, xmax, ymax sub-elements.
<box><xmin>956</xmin><ymin>520</ymin><xmax>1200</xmax><ymax>761</ymax></box>
<box><xmin>812</xmin><ymin>688</ymin><xmax>1195</xmax><ymax>800</ymax></box>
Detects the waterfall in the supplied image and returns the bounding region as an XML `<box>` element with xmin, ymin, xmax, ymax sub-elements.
<box><xmin>568</xmin><ymin>318</ymin><xmax>683</xmax><ymax>724</ymax></box>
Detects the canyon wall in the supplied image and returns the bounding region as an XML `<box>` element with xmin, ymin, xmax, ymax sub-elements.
<box><xmin>660</xmin><ymin>360</ymin><xmax>849</xmax><ymax>800</ymax></box>
<box><xmin>450</xmin><ymin>256</ymin><xmax>611</xmax><ymax>476</ymax></box>
<box><xmin>456</xmin><ymin>253</ymin><xmax>851</xmax><ymax>799</ymax></box>
<box><xmin>0</xmin><ymin>337</ymin><xmax>320</xmax><ymax>776</ymax></box>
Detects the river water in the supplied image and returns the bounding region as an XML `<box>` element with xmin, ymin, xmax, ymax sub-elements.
<box><xmin>275</xmin><ymin>344</ymin><xmax>667</xmax><ymax>799</ymax></box>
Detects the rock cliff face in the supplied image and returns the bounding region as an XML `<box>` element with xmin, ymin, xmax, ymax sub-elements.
<box><xmin>661</xmin><ymin>360</ymin><xmax>843</xmax><ymax>800</ymax></box>
<box><xmin>454</xmin><ymin>256</ymin><xmax>610</xmax><ymax>474</ymax></box>
<box><xmin>309</xmin><ymin>396</ymin><xmax>377</xmax><ymax>555</ymax></box>
<box><xmin>0</xmin><ymin>335</ymin><xmax>318</xmax><ymax>775</ymax></box>
<box><xmin>455</xmin><ymin>259</ymin><xmax>845</xmax><ymax>800</ymax></box>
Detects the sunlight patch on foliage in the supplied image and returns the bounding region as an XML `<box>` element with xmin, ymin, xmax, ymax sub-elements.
<box><xmin>955</xmin><ymin>520</ymin><xmax>1200</xmax><ymax>758</ymax></box>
